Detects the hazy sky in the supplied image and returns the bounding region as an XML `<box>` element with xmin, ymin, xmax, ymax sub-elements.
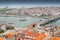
<box><xmin>0</xmin><ymin>0</ymin><xmax>60</xmax><ymax>8</ymax></box>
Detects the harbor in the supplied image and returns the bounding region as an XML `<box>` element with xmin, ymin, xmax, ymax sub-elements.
<box><xmin>0</xmin><ymin>7</ymin><xmax>60</xmax><ymax>40</ymax></box>
<box><xmin>0</xmin><ymin>14</ymin><xmax>60</xmax><ymax>40</ymax></box>
<box><xmin>0</xmin><ymin>15</ymin><xmax>60</xmax><ymax>27</ymax></box>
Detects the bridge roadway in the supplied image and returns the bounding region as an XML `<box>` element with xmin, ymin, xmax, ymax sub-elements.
<box><xmin>39</xmin><ymin>15</ymin><xmax>60</xmax><ymax>26</ymax></box>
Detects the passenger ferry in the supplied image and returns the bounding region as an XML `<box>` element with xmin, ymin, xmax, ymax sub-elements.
<box><xmin>19</xmin><ymin>19</ymin><xmax>27</xmax><ymax>21</ymax></box>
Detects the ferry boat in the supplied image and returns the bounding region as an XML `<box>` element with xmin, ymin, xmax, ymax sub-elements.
<box><xmin>19</xmin><ymin>19</ymin><xmax>27</xmax><ymax>21</ymax></box>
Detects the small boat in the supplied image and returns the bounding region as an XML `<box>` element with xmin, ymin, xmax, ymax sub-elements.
<box><xmin>19</xmin><ymin>19</ymin><xmax>27</xmax><ymax>21</ymax></box>
<box><xmin>40</xmin><ymin>19</ymin><xmax>42</xmax><ymax>21</ymax></box>
<box><xmin>44</xmin><ymin>17</ymin><xmax>48</xmax><ymax>19</ymax></box>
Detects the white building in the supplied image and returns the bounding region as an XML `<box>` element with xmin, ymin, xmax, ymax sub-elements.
<box><xmin>0</xmin><ymin>23</ymin><xmax>6</xmax><ymax>31</ymax></box>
